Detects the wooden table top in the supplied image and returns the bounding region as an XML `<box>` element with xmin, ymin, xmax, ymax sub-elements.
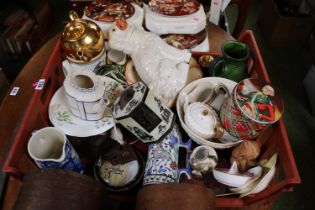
<box><xmin>0</xmin><ymin>23</ymin><xmax>271</xmax><ymax>210</ymax></box>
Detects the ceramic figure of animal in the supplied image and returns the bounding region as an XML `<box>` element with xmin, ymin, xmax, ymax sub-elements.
<box><xmin>108</xmin><ymin>19</ymin><xmax>191</xmax><ymax>105</ymax></box>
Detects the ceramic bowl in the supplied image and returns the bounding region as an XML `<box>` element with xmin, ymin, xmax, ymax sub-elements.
<box><xmin>229</xmin><ymin>166</ymin><xmax>263</xmax><ymax>194</ymax></box>
<box><xmin>213</xmin><ymin>166</ymin><xmax>254</xmax><ymax>188</ymax></box>
<box><xmin>94</xmin><ymin>149</ymin><xmax>145</xmax><ymax>192</ymax></box>
<box><xmin>176</xmin><ymin>77</ymin><xmax>243</xmax><ymax>149</ymax></box>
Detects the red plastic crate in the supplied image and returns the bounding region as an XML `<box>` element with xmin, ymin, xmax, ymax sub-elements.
<box><xmin>2</xmin><ymin>30</ymin><xmax>301</xmax><ymax>207</ymax></box>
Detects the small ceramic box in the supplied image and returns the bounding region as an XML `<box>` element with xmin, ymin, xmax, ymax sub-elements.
<box><xmin>113</xmin><ymin>81</ymin><xmax>174</xmax><ymax>143</ymax></box>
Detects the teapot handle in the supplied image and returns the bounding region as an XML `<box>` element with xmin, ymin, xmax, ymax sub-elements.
<box><xmin>205</xmin><ymin>82</ymin><xmax>229</xmax><ymax>112</ymax></box>
<box><xmin>69</xmin><ymin>10</ymin><xmax>80</xmax><ymax>21</ymax></box>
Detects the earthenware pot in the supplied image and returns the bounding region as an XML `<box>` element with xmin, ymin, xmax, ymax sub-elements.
<box><xmin>61</xmin><ymin>11</ymin><xmax>105</xmax><ymax>64</ymax></box>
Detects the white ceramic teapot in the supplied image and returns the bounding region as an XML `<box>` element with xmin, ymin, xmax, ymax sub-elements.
<box><xmin>184</xmin><ymin>101</ymin><xmax>224</xmax><ymax>140</ymax></box>
<box><xmin>108</xmin><ymin>19</ymin><xmax>191</xmax><ymax>106</ymax></box>
<box><xmin>63</xmin><ymin>69</ymin><xmax>110</xmax><ymax>121</ymax></box>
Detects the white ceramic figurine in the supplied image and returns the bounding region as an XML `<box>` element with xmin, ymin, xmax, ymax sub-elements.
<box><xmin>108</xmin><ymin>19</ymin><xmax>191</xmax><ymax>106</ymax></box>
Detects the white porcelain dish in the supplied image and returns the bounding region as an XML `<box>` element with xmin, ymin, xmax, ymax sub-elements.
<box><xmin>213</xmin><ymin>162</ymin><xmax>255</xmax><ymax>188</ymax></box>
<box><xmin>229</xmin><ymin>166</ymin><xmax>263</xmax><ymax>194</ymax></box>
<box><xmin>176</xmin><ymin>77</ymin><xmax>243</xmax><ymax>149</ymax></box>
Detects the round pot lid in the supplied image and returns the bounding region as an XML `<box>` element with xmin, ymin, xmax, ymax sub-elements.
<box><xmin>149</xmin><ymin>0</ymin><xmax>200</xmax><ymax>16</ymax></box>
<box><xmin>234</xmin><ymin>78</ymin><xmax>284</xmax><ymax>124</ymax></box>
<box><xmin>84</xmin><ymin>0</ymin><xmax>135</xmax><ymax>22</ymax></box>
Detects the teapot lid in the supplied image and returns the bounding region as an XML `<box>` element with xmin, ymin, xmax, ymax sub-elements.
<box><xmin>113</xmin><ymin>81</ymin><xmax>147</xmax><ymax>119</ymax></box>
<box><xmin>234</xmin><ymin>78</ymin><xmax>284</xmax><ymax>124</ymax></box>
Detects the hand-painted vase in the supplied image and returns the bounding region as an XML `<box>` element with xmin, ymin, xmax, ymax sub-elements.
<box><xmin>143</xmin><ymin>125</ymin><xmax>192</xmax><ymax>185</ymax></box>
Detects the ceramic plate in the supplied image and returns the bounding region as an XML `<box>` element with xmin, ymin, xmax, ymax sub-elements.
<box><xmin>94</xmin><ymin>149</ymin><xmax>145</xmax><ymax>192</ymax></box>
<box><xmin>176</xmin><ymin>77</ymin><xmax>243</xmax><ymax>149</ymax></box>
<box><xmin>149</xmin><ymin>0</ymin><xmax>200</xmax><ymax>16</ymax></box>
<box><xmin>161</xmin><ymin>29</ymin><xmax>207</xmax><ymax>50</ymax></box>
<box><xmin>84</xmin><ymin>1</ymin><xmax>135</xmax><ymax>22</ymax></box>
<box><xmin>49</xmin><ymin>77</ymin><xmax>123</xmax><ymax>137</ymax></box>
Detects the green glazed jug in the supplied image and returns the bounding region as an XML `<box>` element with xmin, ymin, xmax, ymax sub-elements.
<box><xmin>209</xmin><ymin>40</ymin><xmax>250</xmax><ymax>82</ymax></box>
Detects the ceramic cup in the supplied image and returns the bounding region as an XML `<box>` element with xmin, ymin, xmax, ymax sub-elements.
<box><xmin>143</xmin><ymin>125</ymin><xmax>192</xmax><ymax>185</ymax></box>
<box><xmin>27</xmin><ymin>127</ymin><xmax>84</xmax><ymax>173</ymax></box>
<box><xmin>107</xmin><ymin>49</ymin><xmax>127</xmax><ymax>65</ymax></box>
<box><xmin>190</xmin><ymin>145</ymin><xmax>218</xmax><ymax>176</ymax></box>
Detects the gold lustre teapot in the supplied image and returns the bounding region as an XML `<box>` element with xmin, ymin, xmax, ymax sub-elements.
<box><xmin>61</xmin><ymin>11</ymin><xmax>105</xmax><ymax>63</ymax></box>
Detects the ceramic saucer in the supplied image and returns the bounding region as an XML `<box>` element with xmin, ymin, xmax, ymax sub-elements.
<box><xmin>49</xmin><ymin>76</ymin><xmax>123</xmax><ymax>137</ymax></box>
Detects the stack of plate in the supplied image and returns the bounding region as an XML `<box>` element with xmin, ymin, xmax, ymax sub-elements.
<box><xmin>144</xmin><ymin>0</ymin><xmax>209</xmax><ymax>52</ymax></box>
<box><xmin>82</xmin><ymin>0</ymin><xmax>144</xmax><ymax>39</ymax></box>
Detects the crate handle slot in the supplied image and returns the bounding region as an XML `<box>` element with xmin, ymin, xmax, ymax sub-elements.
<box><xmin>40</xmin><ymin>77</ymin><xmax>52</xmax><ymax>105</ymax></box>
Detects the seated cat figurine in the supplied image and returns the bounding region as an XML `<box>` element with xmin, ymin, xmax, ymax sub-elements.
<box><xmin>108</xmin><ymin>19</ymin><xmax>191</xmax><ymax>107</ymax></box>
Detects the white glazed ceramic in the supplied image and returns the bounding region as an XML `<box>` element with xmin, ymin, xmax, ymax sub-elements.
<box><xmin>62</xmin><ymin>47</ymin><xmax>106</xmax><ymax>76</ymax></box>
<box><xmin>124</xmin><ymin>57</ymin><xmax>202</xmax><ymax>108</ymax></box>
<box><xmin>49</xmin><ymin>77</ymin><xmax>123</xmax><ymax>137</ymax></box>
<box><xmin>229</xmin><ymin>166</ymin><xmax>263</xmax><ymax>194</ymax></box>
<box><xmin>213</xmin><ymin>162</ymin><xmax>254</xmax><ymax>188</ymax></box>
<box><xmin>144</xmin><ymin>4</ymin><xmax>206</xmax><ymax>35</ymax></box>
<box><xmin>82</xmin><ymin>3</ymin><xmax>144</xmax><ymax>39</ymax></box>
<box><xmin>190</xmin><ymin>145</ymin><xmax>218</xmax><ymax>176</ymax></box>
<box><xmin>63</xmin><ymin>69</ymin><xmax>110</xmax><ymax>121</ymax></box>
<box><xmin>240</xmin><ymin>154</ymin><xmax>277</xmax><ymax>197</ymax></box>
<box><xmin>184</xmin><ymin>102</ymin><xmax>223</xmax><ymax>139</ymax></box>
<box><xmin>183</xmin><ymin>79</ymin><xmax>229</xmax><ymax>112</ymax></box>
<box><xmin>27</xmin><ymin>127</ymin><xmax>84</xmax><ymax>173</ymax></box>
<box><xmin>177</xmin><ymin>77</ymin><xmax>243</xmax><ymax>149</ymax></box>
<box><xmin>107</xmin><ymin>49</ymin><xmax>127</xmax><ymax>65</ymax></box>
<box><xmin>108</xmin><ymin>20</ymin><xmax>191</xmax><ymax>106</ymax></box>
